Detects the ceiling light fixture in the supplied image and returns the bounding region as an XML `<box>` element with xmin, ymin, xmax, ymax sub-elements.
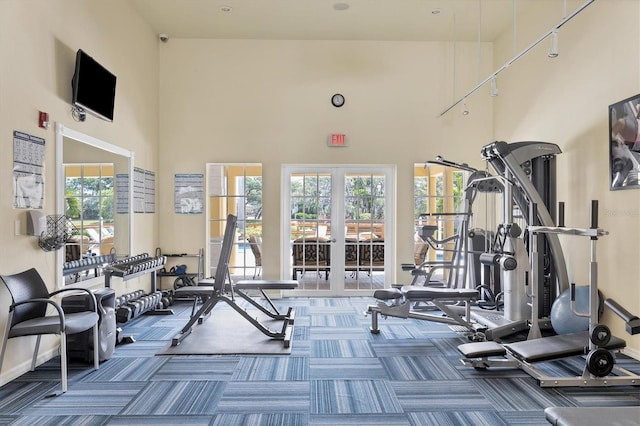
<box><xmin>431</xmin><ymin>8</ymin><xmax>441</xmax><ymax>15</ymax></box>
<box><xmin>437</xmin><ymin>0</ymin><xmax>594</xmax><ymax>117</ymax></box>
<box><xmin>548</xmin><ymin>30</ymin><xmax>559</xmax><ymax>58</ymax></box>
<box><xmin>220</xmin><ymin>5</ymin><xmax>232</xmax><ymax>12</ymax></box>
<box><xmin>462</xmin><ymin>99</ymin><xmax>470</xmax><ymax>115</ymax></box>
<box><xmin>333</xmin><ymin>3</ymin><xmax>350</xmax><ymax>11</ymax></box>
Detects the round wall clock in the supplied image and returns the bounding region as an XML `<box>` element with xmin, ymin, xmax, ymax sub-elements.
<box><xmin>331</xmin><ymin>93</ymin><xmax>345</xmax><ymax>108</ymax></box>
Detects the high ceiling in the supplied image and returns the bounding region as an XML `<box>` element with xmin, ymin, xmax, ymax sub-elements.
<box><xmin>130</xmin><ymin>0</ymin><xmax>573</xmax><ymax>43</ymax></box>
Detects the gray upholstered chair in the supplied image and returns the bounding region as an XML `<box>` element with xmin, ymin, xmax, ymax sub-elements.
<box><xmin>0</xmin><ymin>268</ymin><xmax>100</xmax><ymax>394</ymax></box>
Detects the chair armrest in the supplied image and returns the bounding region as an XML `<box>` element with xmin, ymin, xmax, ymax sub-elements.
<box><xmin>11</xmin><ymin>298</ymin><xmax>66</xmax><ymax>330</ymax></box>
<box><xmin>51</xmin><ymin>287</ymin><xmax>98</xmax><ymax>312</ymax></box>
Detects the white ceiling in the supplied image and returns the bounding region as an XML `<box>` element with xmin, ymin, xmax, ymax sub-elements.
<box><xmin>130</xmin><ymin>0</ymin><xmax>572</xmax><ymax>43</ymax></box>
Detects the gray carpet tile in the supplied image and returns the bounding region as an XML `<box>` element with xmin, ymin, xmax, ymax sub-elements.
<box><xmin>380</xmin><ymin>355</ymin><xmax>465</xmax><ymax>381</ymax></box>
<box><xmin>120</xmin><ymin>381</ymin><xmax>226</xmax><ymax>415</ymax></box>
<box><xmin>215</xmin><ymin>381</ymin><xmax>310</xmax><ymax>413</ymax></box>
<box><xmin>310</xmin><ymin>358</ymin><xmax>388</xmax><ymax>380</ymax></box>
<box><xmin>1</xmin><ymin>296</ymin><xmax>639</xmax><ymax>424</ymax></box>
<box><xmin>391</xmin><ymin>380</ymin><xmax>495</xmax><ymax>411</ymax></box>
<box><xmin>311</xmin><ymin>340</ymin><xmax>375</xmax><ymax>358</ymax></box>
<box><xmin>232</xmin><ymin>356</ymin><xmax>309</xmax><ymax>381</ymax></box>
<box><xmin>151</xmin><ymin>356</ymin><xmax>239</xmax><ymax>381</ymax></box>
<box><xmin>5</xmin><ymin>415</ymin><xmax>111</xmax><ymax>426</ymax></box>
<box><xmin>310</xmin><ymin>379</ymin><xmax>404</xmax><ymax>414</ymax></box>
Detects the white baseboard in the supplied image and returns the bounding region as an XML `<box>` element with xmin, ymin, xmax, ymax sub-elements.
<box><xmin>0</xmin><ymin>347</ymin><xmax>58</xmax><ymax>387</ymax></box>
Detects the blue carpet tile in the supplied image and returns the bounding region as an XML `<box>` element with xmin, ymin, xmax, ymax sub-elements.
<box><xmin>0</xmin><ymin>297</ymin><xmax>639</xmax><ymax>425</ymax></box>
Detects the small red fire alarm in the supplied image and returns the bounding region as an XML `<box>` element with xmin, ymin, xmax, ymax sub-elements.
<box><xmin>38</xmin><ymin>111</ymin><xmax>49</xmax><ymax>129</ymax></box>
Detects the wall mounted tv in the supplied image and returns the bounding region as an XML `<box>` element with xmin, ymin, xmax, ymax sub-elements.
<box><xmin>71</xmin><ymin>49</ymin><xmax>116</xmax><ymax>122</ymax></box>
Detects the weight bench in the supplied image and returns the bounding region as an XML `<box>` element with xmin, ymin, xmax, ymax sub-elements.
<box><xmin>366</xmin><ymin>285</ymin><xmax>483</xmax><ymax>338</ymax></box>
<box><xmin>458</xmin><ymin>331</ymin><xmax>640</xmax><ymax>387</ymax></box>
<box><xmin>171</xmin><ymin>215</ymin><xmax>297</xmax><ymax>348</ymax></box>
<box><xmin>173</xmin><ymin>278</ymin><xmax>297</xmax><ymax>348</ymax></box>
<box><xmin>544</xmin><ymin>406</ymin><xmax>640</xmax><ymax>426</ymax></box>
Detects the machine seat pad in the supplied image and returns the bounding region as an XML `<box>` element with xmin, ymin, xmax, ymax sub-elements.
<box><xmin>401</xmin><ymin>286</ymin><xmax>478</xmax><ymax>301</ymax></box>
<box><xmin>457</xmin><ymin>341</ymin><xmax>506</xmax><ymax>358</ymax></box>
<box><xmin>373</xmin><ymin>288</ymin><xmax>403</xmax><ymax>300</ymax></box>
<box><xmin>505</xmin><ymin>331</ymin><xmax>626</xmax><ymax>363</ymax></box>
<box><xmin>173</xmin><ymin>286</ymin><xmax>216</xmax><ymax>297</ymax></box>
<box><xmin>544</xmin><ymin>406</ymin><xmax>640</xmax><ymax>426</ymax></box>
<box><xmin>235</xmin><ymin>280</ymin><xmax>298</xmax><ymax>290</ymax></box>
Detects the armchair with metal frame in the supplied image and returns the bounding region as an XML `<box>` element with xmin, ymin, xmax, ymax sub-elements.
<box><xmin>0</xmin><ymin>268</ymin><xmax>100</xmax><ymax>395</ymax></box>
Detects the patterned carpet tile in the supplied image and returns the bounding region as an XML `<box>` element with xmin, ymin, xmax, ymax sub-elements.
<box><xmin>310</xmin><ymin>358</ymin><xmax>388</xmax><ymax>380</ymax></box>
<box><xmin>407</xmin><ymin>411</ymin><xmax>510</xmax><ymax>426</ymax></box>
<box><xmin>216</xmin><ymin>381</ymin><xmax>309</xmax><ymax>413</ymax></box>
<box><xmin>310</xmin><ymin>325</ymin><xmax>368</xmax><ymax>340</ymax></box>
<box><xmin>380</xmin><ymin>355</ymin><xmax>465</xmax><ymax>381</ymax></box>
<box><xmin>0</xmin><ymin>382</ymin><xmax>59</xmax><ymax>415</ymax></box>
<box><xmin>232</xmin><ymin>356</ymin><xmax>309</xmax><ymax>381</ymax></box>
<box><xmin>311</xmin><ymin>379</ymin><xmax>403</xmax><ymax>414</ymax></box>
<box><xmin>151</xmin><ymin>356</ymin><xmax>240</xmax><ymax>381</ymax></box>
<box><xmin>120</xmin><ymin>381</ymin><xmax>226</xmax><ymax>415</ymax></box>
<box><xmin>211</xmin><ymin>413</ymin><xmax>308</xmax><ymax>425</ymax></box>
<box><xmin>370</xmin><ymin>340</ymin><xmax>439</xmax><ymax>357</ymax></box>
<box><xmin>312</xmin><ymin>340</ymin><xmax>375</xmax><ymax>358</ymax></box>
<box><xmin>5</xmin><ymin>415</ymin><xmax>111</xmax><ymax>426</ymax></box>
<box><xmin>81</xmin><ymin>357</ymin><xmax>168</xmax><ymax>382</ymax></box>
<box><xmin>108</xmin><ymin>414</ymin><xmax>213</xmax><ymax>425</ymax></box>
<box><xmin>390</xmin><ymin>380</ymin><xmax>494</xmax><ymax>411</ymax></box>
<box><xmin>111</xmin><ymin>340</ymin><xmax>172</xmax><ymax>358</ymax></box>
<box><xmin>471</xmin><ymin>377</ymin><xmax>575</xmax><ymax>411</ymax></box>
<box><xmin>309</xmin><ymin>413</ymin><xmax>411</xmax><ymax>425</ymax></box>
<box><xmin>310</xmin><ymin>314</ymin><xmax>361</xmax><ymax>328</ymax></box>
<box><xmin>26</xmin><ymin>382</ymin><xmax>146</xmax><ymax>416</ymax></box>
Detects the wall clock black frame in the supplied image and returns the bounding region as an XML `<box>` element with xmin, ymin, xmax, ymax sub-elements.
<box><xmin>331</xmin><ymin>93</ymin><xmax>345</xmax><ymax>108</ymax></box>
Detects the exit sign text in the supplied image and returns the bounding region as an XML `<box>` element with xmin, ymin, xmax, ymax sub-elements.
<box><xmin>328</xmin><ymin>133</ymin><xmax>348</xmax><ymax>147</ymax></box>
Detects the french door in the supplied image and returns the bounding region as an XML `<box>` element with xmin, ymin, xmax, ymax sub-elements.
<box><xmin>282</xmin><ymin>165</ymin><xmax>395</xmax><ymax>296</ymax></box>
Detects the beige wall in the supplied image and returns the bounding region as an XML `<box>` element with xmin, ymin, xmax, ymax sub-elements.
<box><xmin>0</xmin><ymin>0</ymin><xmax>159</xmax><ymax>383</ymax></box>
<box><xmin>493</xmin><ymin>0</ymin><xmax>640</xmax><ymax>353</ymax></box>
<box><xmin>157</xmin><ymin>39</ymin><xmax>495</xmax><ymax>278</ymax></box>
<box><xmin>0</xmin><ymin>0</ymin><xmax>638</xmax><ymax>386</ymax></box>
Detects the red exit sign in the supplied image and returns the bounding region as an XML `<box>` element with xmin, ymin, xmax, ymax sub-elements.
<box><xmin>328</xmin><ymin>133</ymin><xmax>348</xmax><ymax>147</ymax></box>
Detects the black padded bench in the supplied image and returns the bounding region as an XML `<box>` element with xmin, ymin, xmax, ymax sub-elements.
<box><xmin>367</xmin><ymin>285</ymin><xmax>481</xmax><ymax>337</ymax></box>
<box><xmin>544</xmin><ymin>406</ymin><xmax>640</xmax><ymax>426</ymax></box>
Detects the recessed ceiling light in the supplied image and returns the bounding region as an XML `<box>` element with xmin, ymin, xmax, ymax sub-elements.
<box><xmin>220</xmin><ymin>5</ymin><xmax>232</xmax><ymax>12</ymax></box>
<box><xmin>334</xmin><ymin>3</ymin><xmax>350</xmax><ymax>11</ymax></box>
<box><xmin>431</xmin><ymin>8</ymin><xmax>441</xmax><ymax>14</ymax></box>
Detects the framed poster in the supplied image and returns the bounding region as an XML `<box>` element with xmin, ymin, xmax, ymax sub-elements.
<box><xmin>609</xmin><ymin>93</ymin><xmax>640</xmax><ymax>190</ymax></box>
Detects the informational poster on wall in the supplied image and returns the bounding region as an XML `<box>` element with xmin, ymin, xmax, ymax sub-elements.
<box><xmin>175</xmin><ymin>173</ymin><xmax>203</xmax><ymax>214</ymax></box>
<box><xmin>133</xmin><ymin>167</ymin><xmax>145</xmax><ymax>213</ymax></box>
<box><xmin>145</xmin><ymin>170</ymin><xmax>156</xmax><ymax>213</ymax></box>
<box><xmin>13</xmin><ymin>130</ymin><xmax>45</xmax><ymax>209</ymax></box>
<box><xmin>115</xmin><ymin>173</ymin><xmax>129</xmax><ymax>214</ymax></box>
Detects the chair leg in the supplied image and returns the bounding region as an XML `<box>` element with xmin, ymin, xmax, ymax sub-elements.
<box><xmin>31</xmin><ymin>335</ymin><xmax>41</xmax><ymax>371</ymax></box>
<box><xmin>93</xmin><ymin>324</ymin><xmax>99</xmax><ymax>370</ymax></box>
<box><xmin>0</xmin><ymin>311</ymin><xmax>12</xmax><ymax>375</ymax></box>
<box><xmin>60</xmin><ymin>333</ymin><xmax>67</xmax><ymax>393</ymax></box>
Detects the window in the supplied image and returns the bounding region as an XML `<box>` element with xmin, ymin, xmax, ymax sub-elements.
<box><xmin>207</xmin><ymin>163</ymin><xmax>262</xmax><ymax>279</ymax></box>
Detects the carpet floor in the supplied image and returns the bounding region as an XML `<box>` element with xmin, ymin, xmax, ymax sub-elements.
<box><xmin>0</xmin><ymin>296</ymin><xmax>638</xmax><ymax>425</ymax></box>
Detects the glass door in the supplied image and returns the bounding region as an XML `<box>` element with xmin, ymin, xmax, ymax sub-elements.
<box><xmin>282</xmin><ymin>165</ymin><xmax>395</xmax><ymax>296</ymax></box>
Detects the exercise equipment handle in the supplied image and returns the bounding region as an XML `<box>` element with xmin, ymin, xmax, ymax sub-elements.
<box><xmin>558</xmin><ymin>202</ymin><xmax>565</xmax><ymax>227</ymax></box>
<box><xmin>590</xmin><ymin>200</ymin><xmax>598</xmax><ymax>229</ymax></box>
<box><xmin>605</xmin><ymin>298</ymin><xmax>640</xmax><ymax>335</ymax></box>
<box><xmin>605</xmin><ymin>298</ymin><xmax>638</xmax><ymax>323</ymax></box>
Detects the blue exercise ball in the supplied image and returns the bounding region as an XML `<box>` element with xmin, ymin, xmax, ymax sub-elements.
<box><xmin>550</xmin><ymin>286</ymin><xmax>596</xmax><ymax>335</ymax></box>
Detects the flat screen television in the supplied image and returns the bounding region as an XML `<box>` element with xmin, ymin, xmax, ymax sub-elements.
<box><xmin>71</xmin><ymin>49</ymin><xmax>116</xmax><ymax>122</ymax></box>
<box><xmin>609</xmin><ymin>93</ymin><xmax>640</xmax><ymax>190</ymax></box>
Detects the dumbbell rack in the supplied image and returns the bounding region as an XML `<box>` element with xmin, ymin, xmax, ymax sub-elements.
<box><xmin>104</xmin><ymin>253</ymin><xmax>167</xmax><ymax>293</ymax></box>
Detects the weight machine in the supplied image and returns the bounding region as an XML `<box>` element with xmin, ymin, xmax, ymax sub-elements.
<box><xmin>458</xmin><ymin>201</ymin><xmax>640</xmax><ymax>387</ymax></box>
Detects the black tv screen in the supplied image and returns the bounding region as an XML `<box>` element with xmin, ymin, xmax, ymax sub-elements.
<box><xmin>71</xmin><ymin>49</ymin><xmax>116</xmax><ymax>122</ymax></box>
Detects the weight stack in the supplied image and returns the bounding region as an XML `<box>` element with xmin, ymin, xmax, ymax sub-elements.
<box><xmin>62</xmin><ymin>288</ymin><xmax>117</xmax><ymax>363</ymax></box>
